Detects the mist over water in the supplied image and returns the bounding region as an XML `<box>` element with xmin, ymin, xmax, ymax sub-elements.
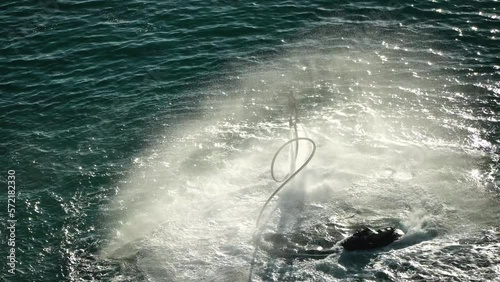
<box><xmin>103</xmin><ymin>28</ymin><xmax>499</xmax><ymax>281</ymax></box>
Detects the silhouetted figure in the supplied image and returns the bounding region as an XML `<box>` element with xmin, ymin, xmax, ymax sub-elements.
<box><xmin>287</xmin><ymin>91</ymin><xmax>299</xmax><ymax>127</ymax></box>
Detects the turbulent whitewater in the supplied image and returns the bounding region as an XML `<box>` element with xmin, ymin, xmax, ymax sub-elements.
<box><xmin>103</xmin><ymin>43</ymin><xmax>499</xmax><ymax>281</ymax></box>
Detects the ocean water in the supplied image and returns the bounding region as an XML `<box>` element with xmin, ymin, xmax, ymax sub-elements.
<box><xmin>1</xmin><ymin>0</ymin><xmax>499</xmax><ymax>281</ymax></box>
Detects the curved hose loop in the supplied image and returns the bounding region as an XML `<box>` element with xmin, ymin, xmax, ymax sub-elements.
<box><xmin>256</xmin><ymin>137</ymin><xmax>316</xmax><ymax>227</ymax></box>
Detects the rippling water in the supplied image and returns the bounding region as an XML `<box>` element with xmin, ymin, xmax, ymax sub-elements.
<box><xmin>1</xmin><ymin>0</ymin><xmax>499</xmax><ymax>281</ymax></box>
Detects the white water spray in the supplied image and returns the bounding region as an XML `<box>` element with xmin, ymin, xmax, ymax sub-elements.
<box><xmin>102</xmin><ymin>41</ymin><xmax>499</xmax><ymax>281</ymax></box>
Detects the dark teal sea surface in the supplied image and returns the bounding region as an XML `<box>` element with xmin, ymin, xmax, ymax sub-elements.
<box><xmin>1</xmin><ymin>0</ymin><xmax>499</xmax><ymax>281</ymax></box>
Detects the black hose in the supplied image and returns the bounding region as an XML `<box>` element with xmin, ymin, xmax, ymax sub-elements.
<box><xmin>256</xmin><ymin>136</ymin><xmax>316</xmax><ymax>227</ymax></box>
